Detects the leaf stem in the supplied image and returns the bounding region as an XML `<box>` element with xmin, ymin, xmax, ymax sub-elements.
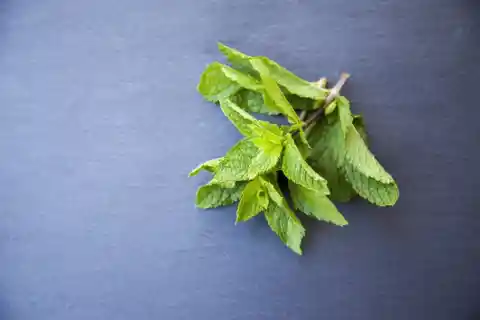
<box><xmin>303</xmin><ymin>73</ymin><xmax>350</xmax><ymax>130</ymax></box>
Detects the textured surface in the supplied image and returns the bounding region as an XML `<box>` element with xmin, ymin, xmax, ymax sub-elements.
<box><xmin>0</xmin><ymin>0</ymin><xmax>479</xmax><ymax>319</ymax></box>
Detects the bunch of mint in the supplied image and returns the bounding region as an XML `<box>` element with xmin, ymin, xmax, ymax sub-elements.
<box><xmin>190</xmin><ymin>43</ymin><xmax>399</xmax><ymax>254</ymax></box>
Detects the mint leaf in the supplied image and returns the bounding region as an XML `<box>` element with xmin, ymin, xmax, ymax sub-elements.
<box><xmin>308</xmin><ymin>117</ymin><xmax>355</xmax><ymax>202</ymax></box>
<box><xmin>343</xmin><ymin>162</ymin><xmax>399</xmax><ymax>206</ymax></box>
<box><xmin>236</xmin><ymin>177</ymin><xmax>269</xmax><ymax>223</ymax></box>
<box><xmin>196</xmin><ymin>180</ymin><xmax>246</xmax><ymax>209</ymax></box>
<box><xmin>344</xmin><ymin>126</ymin><xmax>394</xmax><ymax>184</ymax></box>
<box><xmin>213</xmin><ymin>138</ymin><xmax>282</xmax><ymax>184</ymax></box>
<box><xmin>264</xmin><ymin>201</ymin><xmax>305</xmax><ymax>255</ymax></box>
<box><xmin>197</xmin><ymin>62</ymin><xmax>241</xmax><ymax>102</ymax></box>
<box><xmin>289</xmin><ymin>182</ymin><xmax>348</xmax><ymax>226</ymax></box>
<box><xmin>342</xmin><ymin>125</ymin><xmax>398</xmax><ymax>206</ymax></box>
<box><xmin>189</xmin><ymin>158</ymin><xmax>222</xmax><ymax>177</ymax></box>
<box><xmin>261</xmin><ymin>176</ymin><xmax>305</xmax><ymax>255</ymax></box>
<box><xmin>282</xmin><ymin>134</ymin><xmax>330</xmax><ymax>194</ymax></box>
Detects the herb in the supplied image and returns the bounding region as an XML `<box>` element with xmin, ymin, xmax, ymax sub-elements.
<box><xmin>190</xmin><ymin>43</ymin><xmax>399</xmax><ymax>254</ymax></box>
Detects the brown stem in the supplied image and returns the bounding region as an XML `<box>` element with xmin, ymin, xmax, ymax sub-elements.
<box><xmin>303</xmin><ymin>73</ymin><xmax>350</xmax><ymax>129</ymax></box>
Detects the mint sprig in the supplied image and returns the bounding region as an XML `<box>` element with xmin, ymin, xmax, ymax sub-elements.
<box><xmin>190</xmin><ymin>43</ymin><xmax>399</xmax><ymax>254</ymax></box>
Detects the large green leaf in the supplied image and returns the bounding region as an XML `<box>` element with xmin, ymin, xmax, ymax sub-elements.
<box><xmin>344</xmin><ymin>126</ymin><xmax>394</xmax><ymax>184</ymax></box>
<box><xmin>308</xmin><ymin>116</ymin><xmax>355</xmax><ymax>202</ymax></box>
<box><xmin>282</xmin><ymin>134</ymin><xmax>330</xmax><ymax>194</ymax></box>
<box><xmin>289</xmin><ymin>182</ymin><xmax>348</xmax><ymax>226</ymax></box>
<box><xmin>236</xmin><ymin>177</ymin><xmax>269</xmax><ymax>223</ymax></box>
<box><xmin>343</xmin><ymin>162</ymin><xmax>399</xmax><ymax>207</ymax></box>
<box><xmin>261</xmin><ymin>176</ymin><xmax>305</xmax><ymax>255</ymax></box>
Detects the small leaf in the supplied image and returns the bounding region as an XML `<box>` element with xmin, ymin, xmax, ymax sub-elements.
<box><xmin>289</xmin><ymin>182</ymin><xmax>348</xmax><ymax>226</ymax></box>
<box><xmin>196</xmin><ymin>180</ymin><xmax>246</xmax><ymax>209</ymax></box>
<box><xmin>324</xmin><ymin>100</ymin><xmax>337</xmax><ymax>115</ymax></box>
<box><xmin>236</xmin><ymin>177</ymin><xmax>269</xmax><ymax>223</ymax></box>
<box><xmin>282</xmin><ymin>134</ymin><xmax>330</xmax><ymax>194</ymax></box>
<box><xmin>189</xmin><ymin>158</ymin><xmax>222</xmax><ymax>177</ymax></box>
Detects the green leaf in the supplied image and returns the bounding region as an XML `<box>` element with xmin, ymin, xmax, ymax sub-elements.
<box><xmin>197</xmin><ymin>62</ymin><xmax>241</xmax><ymax>102</ymax></box>
<box><xmin>189</xmin><ymin>158</ymin><xmax>222</xmax><ymax>177</ymax></box>
<box><xmin>264</xmin><ymin>201</ymin><xmax>305</xmax><ymax>255</ymax></box>
<box><xmin>236</xmin><ymin>177</ymin><xmax>269</xmax><ymax>223</ymax></box>
<box><xmin>344</xmin><ymin>126</ymin><xmax>394</xmax><ymax>184</ymax></box>
<box><xmin>342</xmin><ymin>125</ymin><xmax>398</xmax><ymax>206</ymax></box>
<box><xmin>282</xmin><ymin>134</ymin><xmax>329</xmax><ymax>194</ymax></box>
<box><xmin>213</xmin><ymin>138</ymin><xmax>282</xmax><ymax>184</ymax></box>
<box><xmin>219</xmin><ymin>99</ymin><xmax>284</xmax><ymax>141</ymax></box>
<box><xmin>196</xmin><ymin>180</ymin><xmax>246</xmax><ymax>209</ymax></box>
<box><xmin>230</xmin><ymin>89</ymin><xmax>279</xmax><ymax>115</ymax></box>
<box><xmin>336</xmin><ymin>96</ymin><xmax>353</xmax><ymax>137</ymax></box>
<box><xmin>289</xmin><ymin>182</ymin><xmax>348</xmax><ymax>226</ymax></box>
<box><xmin>217</xmin><ymin>43</ymin><xmax>327</xmax><ymax>100</ymax></box>
<box><xmin>260</xmin><ymin>176</ymin><xmax>305</xmax><ymax>255</ymax></box>
<box><xmin>308</xmin><ymin>117</ymin><xmax>355</xmax><ymax>202</ymax></box>
<box><xmin>343</xmin><ymin>162</ymin><xmax>399</xmax><ymax>206</ymax></box>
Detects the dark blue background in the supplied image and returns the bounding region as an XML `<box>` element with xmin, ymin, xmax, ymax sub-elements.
<box><xmin>0</xmin><ymin>1</ymin><xmax>479</xmax><ymax>319</ymax></box>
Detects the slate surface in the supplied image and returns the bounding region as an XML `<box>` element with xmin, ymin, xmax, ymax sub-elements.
<box><xmin>0</xmin><ymin>1</ymin><xmax>479</xmax><ymax>319</ymax></box>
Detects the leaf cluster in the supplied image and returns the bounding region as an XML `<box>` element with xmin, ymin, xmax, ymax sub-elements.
<box><xmin>190</xmin><ymin>43</ymin><xmax>399</xmax><ymax>254</ymax></box>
